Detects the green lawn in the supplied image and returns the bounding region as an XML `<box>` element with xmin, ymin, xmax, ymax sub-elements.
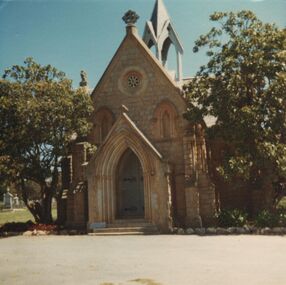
<box><xmin>0</xmin><ymin>208</ymin><xmax>57</xmax><ymax>225</ymax></box>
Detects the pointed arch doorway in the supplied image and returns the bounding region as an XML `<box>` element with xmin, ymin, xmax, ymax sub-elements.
<box><xmin>116</xmin><ymin>149</ymin><xmax>145</xmax><ymax>219</ymax></box>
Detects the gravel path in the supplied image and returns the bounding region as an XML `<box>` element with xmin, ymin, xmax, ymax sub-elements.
<box><xmin>0</xmin><ymin>235</ymin><xmax>286</xmax><ymax>285</ymax></box>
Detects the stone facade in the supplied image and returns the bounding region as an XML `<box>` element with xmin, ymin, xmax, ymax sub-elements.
<box><xmin>64</xmin><ymin>2</ymin><xmax>216</xmax><ymax>232</ymax></box>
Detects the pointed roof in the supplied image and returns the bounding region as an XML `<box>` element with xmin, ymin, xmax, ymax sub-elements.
<box><xmin>150</xmin><ymin>0</ymin><xmax>170</xmax><ymax>36</ymax></box>
<box><xmin>105</xmin><ymin>112</ymin><xmax>163</xmax><ymax>160</ymax></box>
<box><xmin>88</xmin><ymin>111</ymin><xmax>163</xmax><ymax>170</ymax></box>
<box><xmin>143</xmin><ymin>0</ymin><xmax>184</xmax><ymax>59</ymax></box>
<box><xmin>91</xmin><ymin>25</ymin><xmax>183</xmax><ymax>99</ymax></box>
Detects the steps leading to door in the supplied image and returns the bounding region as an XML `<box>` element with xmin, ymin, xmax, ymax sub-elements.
<box><xmin>89</xmin><ymin>221</ymin><xmax>159</xmax><ymax>236</ymax></box>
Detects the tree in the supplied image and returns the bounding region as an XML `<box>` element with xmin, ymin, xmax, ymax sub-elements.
<box><xmin>0</xmin><ymin>57</ymin><xmax>94</xmax><ymax>223</ymax></box>
<box><xmin>184</xmin><ymin>11</ymin><xmax>286</xmax><ymax>210</ymax></box>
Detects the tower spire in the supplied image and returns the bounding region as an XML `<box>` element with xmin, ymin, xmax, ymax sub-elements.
<box><xmin>150</xmin><ymin>0</ymin><xmax>170</xmax><ymax>36</ymax></box>
<box><xmin>143</xmin><ymin>0</ymin><xmax>184</xmax><ymax>82</ymax></box>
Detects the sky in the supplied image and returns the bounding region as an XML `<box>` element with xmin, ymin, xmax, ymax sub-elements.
<box><xmin>0</xmin><ymin>0</ymin><xmax>285</xmax><ymax>89</ymax></box>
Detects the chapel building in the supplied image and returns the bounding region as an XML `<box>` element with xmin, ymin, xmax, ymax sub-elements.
<box><xmin>62</xmin><ymin>0</ymin><xmax>217</xmax><ymax>233</ymax></box>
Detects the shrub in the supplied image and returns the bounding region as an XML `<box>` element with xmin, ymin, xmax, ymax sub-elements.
<box><xmin>254</xmin><ymin>209</ymin><xmax>286</xmax><ymax>227</ymax></box>
<box><xmin>216</xmin><ymin>209</ymin><xmax>248</xmax><ymax>227</ymax></box>
<box><xmin>254</xmin><ymin>210</ymin><xmax>278</xmax><ymax>227</ymax></box>
<box><xmin>277</xmin><ymin>208</ymin><xmax>286</xmax><ymax>227</ymax></box>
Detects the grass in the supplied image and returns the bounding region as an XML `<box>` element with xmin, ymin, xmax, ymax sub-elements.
<box><xmin>0</xmin><ymin>208</ymin><xmax>57</xmax><ymax>225</ymax></box>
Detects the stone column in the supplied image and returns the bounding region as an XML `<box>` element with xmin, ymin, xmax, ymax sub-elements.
<box><xmin>176</xmin><ymin>49</ymin><xmax>183</xmax><ymax>82</ymax></box>
<box><xmin>71</xmin><ymin>142</ymin><xmax>87</xmax><ymax>183</ymax></box>
<box><xmin>183</xmin><ymin>128</ymin><xmax>202</xmax><ymax>228</ymax></box>
<box><xmin>165</xmin><ymin>164</ymin><xmax>174</xmax><ymax>232</ymax></box>
<box><xmin>58</xmin><ymin>156</ymin><xmax>72</xmax><ymax>224</ymax></box>
<box><xmin>195</xmin><ymin>125</ymin><xmax>216</xmax><ymax>226</ymax></box>
<box><xmin>66</xmin><ymin>142</ymin><xmax>88</xmax><ymax>227</ymax></box>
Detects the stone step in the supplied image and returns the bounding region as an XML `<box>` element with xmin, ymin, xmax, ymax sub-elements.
<box><xmin>93</xmin><ymin>226</ymin><xmax>158</xmax><ymax>232</ymax></box>
<box><xmin>89</xmin><ymin>231</ymin><xmax>151</xmax><ymax>236</ymax></box>
<box><xmin>108</xmin><ymin>222</ymin><xmax>155</xmax><ymax>228</ymax></box>
<box><xmin>90</xmin><ymin>223</ymin><xmax>159</xmax><ymax>236</ymax></box>
<box><xmin>110</xmin><ymin>218</ymin><xmax>146</xmax><ymax>224</ymax></box>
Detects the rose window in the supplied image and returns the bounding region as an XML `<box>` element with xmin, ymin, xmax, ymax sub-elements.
<box><xmin>128</xmin><ymin>75</ymin><xmax>140</xmax><ymax>88</ymax></box>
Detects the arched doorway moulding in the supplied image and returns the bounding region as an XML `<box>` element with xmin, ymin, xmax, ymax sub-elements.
<box><xmin>92</xmin><ymin>128</ymin><xmax>158</xmax><ymax>224</ymax></box>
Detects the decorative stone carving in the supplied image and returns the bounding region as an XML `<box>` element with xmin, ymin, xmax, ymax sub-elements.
<box><xmin>122</xmin><ymin>10</ymin><xmax>139</xmax><ymax>25</ymax></box>
<box><xmin>128</xmin><ymin>74</ymin><xmax>140</xmax><ymax>88</ymax></box>
<box><xmin>118</xmin><ymin>67</ymin><xmax>147</xmax><ymax>96</ymax></box>
<box><xmin>125</xmin><ymin>71</ymin><xmax>142</xmax><ymax>89</ymax></box>
<box><xmin>79</xmin><ymin>70</ymin><xmax>88</xmax><ymax>87</ymax></box>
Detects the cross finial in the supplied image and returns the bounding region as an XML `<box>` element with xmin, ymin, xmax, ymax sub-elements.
<box><xmin>122</xmin><ymin>10</ymin><xmax>139</xmax><ymax>26</ymax></box>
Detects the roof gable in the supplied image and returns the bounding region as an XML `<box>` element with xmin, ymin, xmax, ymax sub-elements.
<box><xmin>88</xmin><ymin>110</ymin><xmax>163</xmax><ymax>168</ymax></box>
<box><xmin>106</xmin><ymin>111</ymin><xmax>162</xmax><ymax>159</ymax></box>
<box><xmin>91</xmin><ymin>27</ymin><xmax>182</xmax><ymax>101</ymax></box>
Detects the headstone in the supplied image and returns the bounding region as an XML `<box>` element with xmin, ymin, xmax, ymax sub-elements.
<box><xmin>3</xmin><ymin>189</ymin><xmax>13</xmax><ymax>209</ymax></box>
<box><xmin>13</xmin><ymin>194</ymin><xmax>20</xmax><ymax>208</ymax></box>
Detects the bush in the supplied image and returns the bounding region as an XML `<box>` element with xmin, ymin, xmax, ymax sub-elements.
<box><xmin>216</xmin><ymin>209</ymin><xmax>248</xmax><ymax>227</ymax></box>
<box><xmin>254</xmin><ymin>210</ymin><xmax>278</xmax><ymax>227</ymax></box>
<box><xmin>277</xmin><ymin>209</ymin><xmax>286</xmax><ymax>227</ymax></box>
<box><xmin>254</xmin><ymin>209</ymin><xmax>286</xmax><ymax>227</ymax></box>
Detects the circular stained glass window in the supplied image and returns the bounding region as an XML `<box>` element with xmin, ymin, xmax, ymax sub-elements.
<box><xmin>128</xmin><ymin>75</ymin><xmax>140</xmax><ymax>88</ymax></box>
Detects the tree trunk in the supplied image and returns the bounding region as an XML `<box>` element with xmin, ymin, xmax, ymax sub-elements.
<box><xmin>56</xmin><ymin>196</ymin><xmax>66</xmax><ymax>225</ymax></box>
<box><xmin>40</xmin><ymin>187</ymin><xmax>53</xmax><ymax>224</ymax></box>
<box><xmin>20</xmin><ymin>178</ymin><xmax>54</xmax><ymax>224</ymax></box>
<box><xmin>28</xmin><ymin>190</ymin><xmax>53</xmax><ymax>224</ymax></box>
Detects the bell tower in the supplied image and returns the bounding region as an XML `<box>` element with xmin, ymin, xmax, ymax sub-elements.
<box><xmin>143</xmin><ymin>0</ymin><xmax>184</xmax><ymax>82</ymax></box>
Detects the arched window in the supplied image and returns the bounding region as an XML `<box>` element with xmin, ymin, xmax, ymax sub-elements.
<box><xmin>153</xmin><ymin>101</ymin><xmax>178</xmax><ymax>140</ymax></box>
<box><xmin>101</xmin><ymin>115</ymin><xmax>109</xmax><ymax>142</ymax></box>
<box><xmin>162</xmin><ymin>111</ymin><xmax>171</xmax><ymax>138</ymax></box>
<box><xmin>90</xmin><ymin>107</ymin><xmax>114</xmax><ymax>145</ymax></box>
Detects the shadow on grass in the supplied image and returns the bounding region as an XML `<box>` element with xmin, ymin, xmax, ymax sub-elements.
<box><xmin>0</xmin><ymin>220</ymin><xmax>35</xmax><ymax>233</ymax></box>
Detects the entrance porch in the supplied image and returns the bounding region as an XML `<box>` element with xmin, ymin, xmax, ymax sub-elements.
<box><xmin>86</xmin><ymin>112</ymin><xmax>173</xmax><ymax>233</ymax></box>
